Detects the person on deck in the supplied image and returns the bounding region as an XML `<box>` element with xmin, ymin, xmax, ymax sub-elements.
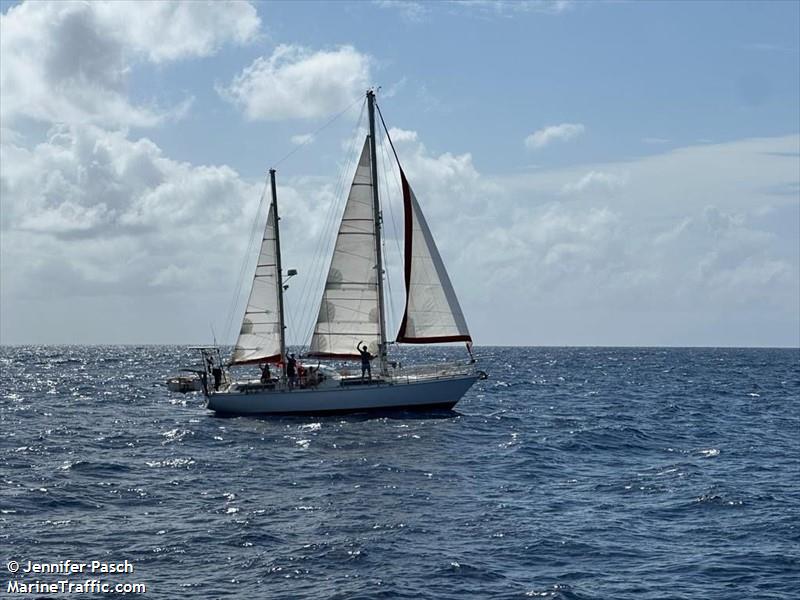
<box><xmin>297</xmin><ymin>363</ymin><xmax>306</xmax><ymax>388</ymax></box>
<box><xmin>212</xmin><ymin>366</ymin><xmax>222</xmax><ymax>391</ymax></box>
<box><xmin>286</xmin><ymin>354</ymin><xmax>297</xmax><ymax>389</ymax></box>
<box><xmin>260</xmin><ymin>362</ymin><xmax>271</xmax><ymax>383</ymax></box>
<box><xmin>357</xmin><ymin>341</ymin><xmax>373</xmax><ymax>381</ymax></box>
<box><xmin>306</xmin><ymin>366</ymin><xmax>320</xmax><ymax>388</ymax></box>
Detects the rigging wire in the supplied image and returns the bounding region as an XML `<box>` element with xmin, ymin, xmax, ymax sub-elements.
<box><xmin>375</xmin><ymin>101</ymin><xmax>403</xmax><ymax>172</ymax></box>
<box><xmin>221</xmin><ymin>95</ymin><xmax>363</xmax><ymax>353</ymax></box>
<box><xmin>376</xmin><ymin>100</ymin><xmax>409</xmax><ymax>343</ymax></box>
<box><xmin>306</xmin><ymin>109</ymin><xmax>367</xmax><ymax>350</ymax></box>
<box><xmin>377</xmin><ymin>118</ymin><xmax>405</xmax><ymax>342</ymax></box>
<box><xmin>375</xmin><ymin>99</ymin><xmax>407</xmax><ymax>244</ymax></box>
<box><xmin>376</xmin><ymin>122</ymin><xmax>393</xmax><ymax>338</ymax></box>
<box><xmin>271</xmin><ymin>95</ymin><xmax>365</xmax><ymax>170</ymax></box>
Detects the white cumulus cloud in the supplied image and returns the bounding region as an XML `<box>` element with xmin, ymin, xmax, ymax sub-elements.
<box><xmin>377</xmin><ymin>130</ymin><xmax>799</xmax><ymax>345</ymax></box>
<box><xmin>525</xmin><ymin>123</ymin><xmax>585</xmax><ymax>149</ymax></box>
<box><xmin>291</xmin><ymin>134</ymin><xmax>315</xmax><ymax>146</ymax></box>
<box><xmin>374</xmin><ymin>1</ymin><xmax>430</xmax><ymax>22</ymax></box>
<box><xmin>92</xmin><ymin>0</ymin><xmax>261</xmax><ymax>64</ymax></box>
<box><xmin>0</xmin><ymin>0</ymin><xmax>260</xmax><ymax>128</ymax></box>
<box><xmin>451</xmin><ymin>0</ymin><xmax>574</xmax><ymax>16</ymax></box>
<box><xmin>0</xmin><ymin>123</ymin><xmax>257</xmax><ymax>289</ymax></box>
<box><xmin>219</xmin><ymin>45</ymin><xmax>371</xmax><ymax>120</ymax></box>
<box><xmin>562</xmin><ymin>170</ymin><xmax>629</xmax><ymax>194</ymax></box>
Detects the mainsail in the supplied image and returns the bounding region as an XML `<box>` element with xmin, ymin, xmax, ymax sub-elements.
<box><xmin>231</xmin><ymin>197</ymin><xmax>284</xmax><ymax>365</ymax></box>
<box><xmin>308</xmin><ymin>137</ymin><xmax>382</xmax><ymax>358</ymax></box>
<box><xmin>396</xmin><ymin>169</ymin><xmax>471</xmax><ymax>343</ymax></box>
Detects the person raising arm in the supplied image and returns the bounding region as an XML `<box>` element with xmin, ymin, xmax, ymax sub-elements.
<box><xmin>357</xmin><ymin>341</ymin><xmax>373</xmax><ymax>381</ymax></box>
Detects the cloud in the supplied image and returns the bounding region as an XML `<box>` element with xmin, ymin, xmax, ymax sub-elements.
<box><xmin>561</xmin><ymin>170</ymin><xmax>629</xmax><ymax>194</ymax></box>
<box><xmin>374</xmin><ymin>1</ymin><xmax>430</xmax><ymax>22</ymax></box>
<box><xmin>380</xmin><ymin>128</ymin><xmax>481</xmax><ymax>221</ymax></box>
<box><xmin>92</xmin><ymin>0</ymin><xmax>260</xmax><ymax>64</ymax></box>
<box><xmin>325</xmin><ymin>128</ymin><xmax>797</xmax><ymax>338</ymax></box>
<box><xmin>290</xmin><ymin>134</ymin><xmax>315</xmax><ymax>146</ymax></box>
<box><xmin>525</xmin><ymin>123</ymin><xmax>585</xmax><ymax>149</ymax></box>
<box><xmin>382</xmin><ymin>77</ymin><xmax>408</xmax><ymax>99</ymax></box>
<box><xmin>743</xmin><ymin>42</ymin><xmax>798</xmax><ymax>53</ymax></box>
<box><xmin>377</xmin><ymin>0</ymin><xmax>574</xmax><ymax>19</ymax></box>
<box><xmin>387</xmin><ymin>128</ymin><xmax>419</xmax><ymax>143</ymax></box>
<box><xmin>219</xmin><ymin>45</ymin><xmax>371</xmax><ymax>120</ymax></box>
<box><xmin>0</xmin><ymin>124</ymin><xmax>257</xmax><ymax>295</ymax></box>
<box><xmin>375</xmin><ymin>131</ymin><xmax>798</xmax><ymax>345</ymax></box>
<box><xmin>1</xmin><ymin>112</ymin><xmax>797</xmax><ymax>345</ymax></box>
<box><xmin>449</xmin><ymin>0</ymin><xmax>574</xmax><ymax>17</ymax></box>
<box><xmin>0</xmin><ymin>0</ymin><xmax>260</xmax><ymax>128</ymax></box>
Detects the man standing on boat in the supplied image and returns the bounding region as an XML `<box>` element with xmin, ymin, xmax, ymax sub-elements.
<box><xmin>286</xmin><ymin>353</ymin><xmax>297</xmax><ymax>389</ymax></box>
<box><xmin>357</xmin><ymin>341</ymin><xmax>373</xmax><ymax>380</ymax></box>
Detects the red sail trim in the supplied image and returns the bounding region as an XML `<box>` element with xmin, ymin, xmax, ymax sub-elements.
<box><xmin>230</xmin><ymin>353</ymin><xmax>282</xmax><ymax>366</ymax></box>
<box><xmin>305</xmin><ymin>352</ymin><xmax>362</xmax><ymax>360</ymax></box>
<box><xmin>396</xmin><ymin>334</ymin><xmax>472</xmax><ymax>344</ymax></box>
<box><xmin>396</xmin><ymin>168</ymin><xmax>414</xmax><ymax>341</ymax></box>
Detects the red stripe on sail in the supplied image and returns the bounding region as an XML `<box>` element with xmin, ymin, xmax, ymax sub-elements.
<box><xmin>396</xmin><ymin>169</ymin><xmax>414</xmax><ymax>342</ymax></box>
<box><xmin>230</xmin><ymin>353</ymin><xmax>283</xmax><ymax>366</ymax></box>
<box><xmin>396</xmin><ymin>335</ymin><xmax>472</xmax><ymax>344</ymax></box>
<box><xmin>395</xmin><ymin>168</ymin><xmax>471</xmax><ymax>345</ymax></box>
<box><xmin>305</xmin><ymin>352</ymin><xmax>363</xmax><ymax>360</ymax></box>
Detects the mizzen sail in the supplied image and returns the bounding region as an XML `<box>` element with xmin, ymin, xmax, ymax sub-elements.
<box><xmin>308</xmin><ymin>137</ymin><xmax>382</xmax><ymax>358</ymax></box>
<box><xmin>396</xmin><ymin>170</ymin><xmax>471</xmax><ymax>344</ymax></box>
<box><xmin>231</xmin><ymin>197</ymin><xmax>283</xmax><ymax>365</ymax></box>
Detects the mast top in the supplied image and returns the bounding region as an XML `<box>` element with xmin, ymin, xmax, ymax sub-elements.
<box><xmin>367</xmin><ymin>88</ymin><xmax>380</xmax><ymax>109</ymax></box>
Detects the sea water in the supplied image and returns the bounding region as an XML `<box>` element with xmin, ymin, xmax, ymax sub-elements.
<box><xmin>1</xmin><ymin>346</ymin><xmax>798</xmax><ymax>599</ymax></box>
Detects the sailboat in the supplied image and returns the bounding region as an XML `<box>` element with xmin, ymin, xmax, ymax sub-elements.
<box><xmin>198</xmin><ymin>90</ymin><xmax>485</xmax><ymax>415</ymax></box>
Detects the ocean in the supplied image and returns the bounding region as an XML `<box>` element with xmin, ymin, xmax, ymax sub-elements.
<box><xmin>1</xmin><ymin>345</ymin><xmax>798</xmax><ymax>599</ymax></box>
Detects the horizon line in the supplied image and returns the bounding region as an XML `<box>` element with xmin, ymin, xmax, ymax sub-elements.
<box><xmin>0</xmin><ymin>342</ymin><xmax>797</xmax><ymax>350</ymax></box>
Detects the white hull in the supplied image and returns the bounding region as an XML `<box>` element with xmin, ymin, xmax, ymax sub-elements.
<box><xmin>205</xmin><ymin>374</ymin><xmax>479</xmax><ymax>415</ymax></box>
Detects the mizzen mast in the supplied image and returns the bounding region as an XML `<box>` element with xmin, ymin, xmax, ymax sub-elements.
<box><xmin>270</xmin><ymin>168</ymin><xmax>287</xmax><ymax>363</ymax></box>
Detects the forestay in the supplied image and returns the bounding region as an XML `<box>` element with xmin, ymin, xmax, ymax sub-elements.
<box><xmin>231</xmin><ymin>199</ymin><xmax>283</xmax><ymax>364</ymax></box>
<box><xmin>396</xmin><ymin>170</ymin><xmax>471</xmax><ymax>343</ymax></box>
<box><xmin>308</xmin><ymin>137</ymin><xmax>382</xmax><ymax>358</ymax></box>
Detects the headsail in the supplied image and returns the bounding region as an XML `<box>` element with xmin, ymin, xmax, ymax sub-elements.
<box><xmin>231</xmin><ymin>197</ymin><xmax>284</xmax><ymax>365</ymax></box>
<box><xmin>308</xmin><ymin>137</ymin><xmax>382</xmax><ymax>358</ymax></box>
<box><xmin>396</xmin><ymin>170</ymin><xmax>471</xmax><ymax>343</ymax></box>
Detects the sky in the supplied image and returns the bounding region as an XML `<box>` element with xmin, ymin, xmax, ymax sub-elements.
<box><xmin>0</xmin><ymin>0</ymin><xmax>798</xmax><ymax>347</ymax></box>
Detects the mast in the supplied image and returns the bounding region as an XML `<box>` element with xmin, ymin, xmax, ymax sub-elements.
<box><xmin>270</xmin><ymin>168</ymin><xmax>287</xmax><ymax>364</ymax></box>
<box><xmin>367</xmin><ymin>89</ymin><xmax>388</xmax><ymax>373</ymax></box>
